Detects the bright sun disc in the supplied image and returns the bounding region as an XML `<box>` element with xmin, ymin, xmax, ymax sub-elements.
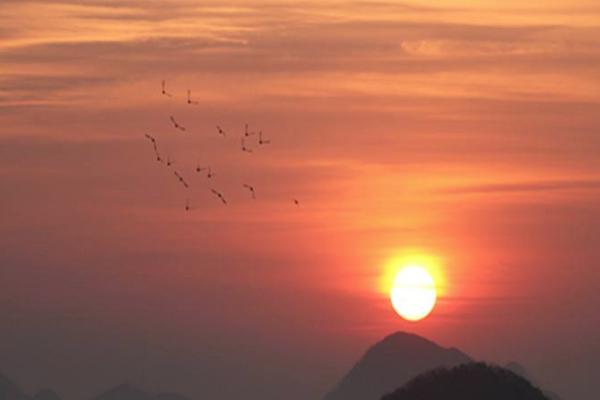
<box><xmin>391</xmin><ymin>266</ymin><xmax>437</xmax><ymax>321</ymax></box>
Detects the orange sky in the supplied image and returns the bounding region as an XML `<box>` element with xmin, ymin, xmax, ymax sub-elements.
<box><xmin>1</xmin><ymin>1</ymin><xmax>599</xmax><ymax>400</ymax></box>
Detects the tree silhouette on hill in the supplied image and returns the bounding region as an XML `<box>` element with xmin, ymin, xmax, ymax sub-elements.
<box><xmin>382</xmin><ymin>362</ymin><xmax>550</xmax><ymax>400</ymax></box>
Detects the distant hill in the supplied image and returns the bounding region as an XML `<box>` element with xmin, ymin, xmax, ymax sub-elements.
<box><xmin>381</xmin><ymin>362</ymin><xmax>550</xmax><ymax>400</ymax></box>
<box><xmin>0</xmin><ymin>373</ymin><xmax>30</xmax><ymax>400</ymax></box>
<box><xmin>0</xmin><ymin>373</ymin><xmax>191</xmax><ymax>400</ymax></box>
<box><xmin>322</xmin><ymin>332</ymin><xmax>472</xmax><ymax>400</ymax></box>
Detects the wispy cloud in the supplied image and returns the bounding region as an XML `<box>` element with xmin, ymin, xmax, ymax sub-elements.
<box><xmin>437</xmin><ymin>179</ymin><xmax>600</xmax><ymax>195</ymax></box>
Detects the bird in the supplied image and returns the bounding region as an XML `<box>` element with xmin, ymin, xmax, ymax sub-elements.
<box><xmin>244</xmin><ymin>123</ymin><xmax>256</xmax><ymax>137</ymax></box>
<box><xmin>210</xmin><ymin>188</ymin><xmax>227</xmax><ymax>205</ymax></box>
<box><xmin>169</xmin><ymin>116</ymin><xmax>186</xmax><ymax>132</ymax></box>
<box><xmin>161</xmin><ymin>80</ymin><xmax>173</xmax><ymax>97</ymax></box>
<box><xmin>195</xmin><ymin>166</ymin><xmax>215</xmax><ymax>178</ymax></box>
<box><xmin>187</xmin><ymin>90</ymin><xmax>199</xmax><ymax>105</ymax></box>
<box><xmin>184</xmin><ymin>198</ymin><xmax>198</xmax><ymax>211</ymax></box>
<box><xmin>242</xmin><ymin>184</ymin><xmax>256</xmax><ymax>199</ymax></box>
<box><xmin>258</xmin><ymin>131</ymin><xmax>271</xmax><ymax>145</ymax></box>
<box><xmin>216</xmin><ymin>126</ymin><xmax>226</xmax><ymax>137</ymax></box>
<box><xmin>241</xmin><ymin>137</ymin><xmax>253</xmax><ymax>153</ymax></box>
<box><xmin>144</xmin><ymin>134</ymin><xmax>163</xmax><ymax>162</ymax></box>
<box><xmin>173</xmin><ymin>171</ymin><xmax>189</xmax><ymax>189</ymax></box>
<box><xmin>206</xmin><ymin>167</ymin><xmax>215</xmax><ymax>179</ymax></box>
<box><xmin>293</xmin><ymin>198</ymin><xmax>300</xmax><ymax>206</ymax></box>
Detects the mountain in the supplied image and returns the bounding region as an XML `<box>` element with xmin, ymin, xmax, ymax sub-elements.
<box><xmin>0</xmin><ymin>373</ymin><xmax>30</xmax><ymax>400</ymax></box>
<box><xmin>381</xmin><ymin>362</ymin><xmax>550</xmax><ymax>400</ymax></box>
<box><xmin>322</xmin><ymin>332</ymin><xmax>472</xmax><ymax>400</ymax></box>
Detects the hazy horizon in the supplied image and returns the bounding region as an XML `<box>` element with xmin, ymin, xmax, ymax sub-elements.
<box><xmin>1</xmin><ymin>1</ymin><xmax>599</xmax><ymax>399</ymax></box>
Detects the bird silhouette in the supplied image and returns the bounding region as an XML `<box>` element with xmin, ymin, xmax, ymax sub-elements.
<box><xmin>195</xmin><ymin>166</ymin><xmax>215</xmax><ymax>178</ymax></box>
<box><xmin>293</xmin><ymin>198</ymin><xmax>300</xmax><ymax>206</ymax></box>
<box><xmin>210</xmin><ymin>188</ymin><xmax>227</xmax><ymax>205</ymax></box>
<box><xmin>242</xmin><ymin>184</ymin><xmax>256</xmax><ymax>199</ymax></box>
<box><xmin>144</xmin><ymin>84</ymin><xmax>291</xmax><ymax>211</ymax></box>
<box><xmin>173</xmin><ymin>171</ymin><xmax>189</xmax><ymax>189</ymax></box>
<box><xmin>184</xmin><ymin>198</ymin><xmax>199</xmax><ymax>211</ymax></box>
<box><xmin>187</xmin><ymin>90</ymin><xmax>199</xmax><ymax>105</ymax></box>
<box><xmin>169</xmin><ymin>116</ymin><xmax>186</xmax><ymax>132</ymax></box>
<box><xmin>161</xmin><ymin>80</ymin><xmax>173</xmax><ymax>97</ymax></box>
<box><xmin>258</xmin><ymin>131</ymin><xmax>271</xmax><ymax>145</ymax></box>
<box><xmin>244</xmin><ymin>123</ymin><xmax>256</xmax><ymax>137</ymax></box>
<box><xmin>144</xmin><ymin>134</ymin><xmax>163</xmax><ymax>162</ymax></box>
<box><xmin>241</xmin><ymin>137</ymin><xmax>253</xmax><ymax>153</ymax></box>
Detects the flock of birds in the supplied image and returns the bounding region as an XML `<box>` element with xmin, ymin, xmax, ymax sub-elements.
<box><xmin>144</xmin><ymin>80</ymin><xmax>300</xmax><ymax>211</ymax></box>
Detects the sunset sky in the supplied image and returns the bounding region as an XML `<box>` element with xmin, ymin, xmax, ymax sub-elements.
<box><xmin>1</xmin><ymin>1</ymin><xmax>599</xmax><ymax>399</ymax></box>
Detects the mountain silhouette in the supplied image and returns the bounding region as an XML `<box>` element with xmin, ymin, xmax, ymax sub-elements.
<box><xmin>322</xmin><ymin>332</ymin><xmax>472</xmax><ymax>400</ymax></box>
<box><xmin>0</xmin><ymin>373</ymin><xmax>30</xmax><ymax>400</ymax></box>
<box><xmin>381</xmin><ymin>362</ymin><xmax>550</xmax><ymax>400</ymax></box>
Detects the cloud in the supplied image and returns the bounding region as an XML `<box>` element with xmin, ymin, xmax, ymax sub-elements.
<box><xmin>437</xmin><ymin>179</ymin><xmax>600</xmax><ymax>195</ymax></box>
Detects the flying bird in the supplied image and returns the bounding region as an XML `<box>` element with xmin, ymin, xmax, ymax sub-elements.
<box><xmin>206</xmin><ymin>167</ymin><xmax>215</xmax><ymax>179</ymax></box>
<box><xmin>244</xmin><ymin>123</ymin><xmax>256</xmax><ymax>137</ymax></box>
<box><xmin>216</xmin><ymin>126</ymin><xmax>226</xmax><ymax>137</ymax></box>
<box><xmin>293</xmin><ymin>198</ymin><xmax>300</xmax><ymax>206</ymax></box>
<box><xmin>144</xmin><ymin>134</ymin><xmax>163</xmax><ymax>162</ymax></box>
<box><xmin>195</xmin><ymin>166</ymin><xmax>215</xmax><ymax>178</ymax></box>
<box><xmin>161</xmin><ymin>80</ymin><xmax>173</xmax><ymax>97</ymax></box>
<box><xmin>258</xmin><ymin>131</ymin><xmax>271</xmax><ymax>145</ymax></box>
<box><xmin>241</xmin><ymin>137</ymin><xmax>253</xmax><ymax>153</ymax></box>
<box><xmin>184</xmin><ymin>198</ymin><xmax>197</xmax><ymax>211</ymax></box>
<box><xmin>169</xmin><ymin>116</ymin><xmax>186</xmax><ymax>132</ymax></box>
<box><xmin>242</xmin><ymin>184</ymin><xmax>256</xmax><ymax>199</ymax></box>
<box><xmin>187</xmin><ymin>90</ymin><xmax>199</xmax><ymax>105</ymax></box>
<box><xmin>210</xmin><ymin>188</ymin><xmax>227</xmax><ymax>205</ymax></box>
<box><xmin>173</xmin><ymin>171</ymin><xmax>189</xmax><ymax>189</ymax></box>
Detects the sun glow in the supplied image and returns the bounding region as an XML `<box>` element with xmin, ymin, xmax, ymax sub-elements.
<box><xmin>380</xmin><ymin>251</ymin><xmax>444</xmax><ymax>321</ymax></box>
<box><xmin>390</xmin><ymin>266</ymin><xmax>437</xmax><ymax>321</ymax></box>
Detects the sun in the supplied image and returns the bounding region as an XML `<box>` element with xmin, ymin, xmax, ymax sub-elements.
<box><xmin>390</xmin><ymin>265</ymin><xmax>437</xmax><ymax>321</ymax></box>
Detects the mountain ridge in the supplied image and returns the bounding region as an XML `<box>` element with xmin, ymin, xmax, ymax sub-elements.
<box><xmin>322</xmin><ymin>331</ymin><xmax>472</xmax><ymax>400</ymax></box>
<box><xmin>381</xmin><ymin>362</ymin><xmax>550</xmax><ymax>400</ymax></box>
